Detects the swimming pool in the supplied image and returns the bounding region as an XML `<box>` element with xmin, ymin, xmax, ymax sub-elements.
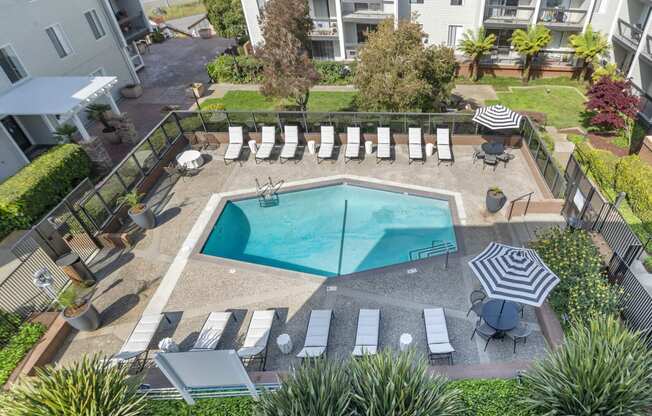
<box><xmin>201</xmin><ymin>184</ymin><xmax>457</xmax><ymax>277</ymax></box>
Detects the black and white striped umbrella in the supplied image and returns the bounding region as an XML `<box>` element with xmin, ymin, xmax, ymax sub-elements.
<box><xmin>468</xmin><ymin>242</ymin><xmax>559</xmax><ymax>306</ymax></box>
<box><xmin>472</xmin><ymin>105</ymin><xmax>523</xmax><ymax>130</ymax></box>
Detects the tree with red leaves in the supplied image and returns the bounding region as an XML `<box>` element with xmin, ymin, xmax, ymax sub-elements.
<box><xmin>585</xmin><ymin>77</ymin><xmax>640</xmax><ymax>132</ymax></box>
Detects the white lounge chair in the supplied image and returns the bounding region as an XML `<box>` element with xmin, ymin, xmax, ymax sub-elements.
<box><xmin>297</xmin><ymin>309</ymin><xmax>333</xmax><ymax>359</ymax></box>
<box><xmin>190</xmin><ymin>312</ymin><xmax>234</xmax><ymax>351</ymax></box>
<box><xmin>112</xmin><ymin>313</ymin><xmax>170</xmax><ymax>372</ymax></box>
<box><xmin>225</xmin><ymin>126</ymin><xmax>244</xmax><ymax>165</ymax></box>
<box><xmin>237</xmin><ymin>310</ymin><xmax>278</xmax><ymax>370</ymax></box>
<box><xmin>318</xmin><ymin>126</ymin><xmax>335</xmax><ymax>162</ymax></box>
<box><xmin>376</xmin><ymin>127</ymin><xmax>391</xmax><ymax>163</ymax></box>
<box><xmin>423</xmin><ymin>308</ymin><xmax>455</xmax><ymax>365</ymax></box>
<box><xmin>408</xmin><ymin>127</ymin><xmax>424</xmax><ymax>164</ymax></box>
<box><xmin>281</xmin><ymin>125</ymin><xmax>299</xmax><ymax>162</ymax></box>
<box><xmin>255</xmin><ymin>126</ymin><xmax>275</xmax><ymax>163</ymax></box>
<box><xmin>436</xmin><ymin>128</ymin><xmax>453</xmax><ymax>165</ymax></box>
<box><xmin>352</xmin><ymin>309</ymin><xmax>380</xmax><ymax>357</ymax></box>
<box><xmin>345</xmin><ymin>127</ymin><xmax>361</xmax><ymax>162</ymax></box>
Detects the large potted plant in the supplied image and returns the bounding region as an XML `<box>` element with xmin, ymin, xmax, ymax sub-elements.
<box><xmin>118</xmin><ymin>190</ymin><xmax>156</xmax><ymax>229</ymax></box>
<box><xmin>486</xmin><ymin>186</ymin><xmax>507</xmax><ymax>213</ymax></box>
<box><xmin>86</xmin><ymin>103</ymin><xmax>120</xmax><ymax>144</ymax></box>
<box><xmin>53</xmin><ymin>124</ymin><xmax>78</xmax><ymax>144</ymax></box>
<box><xmin>120</xmin><ymin>83</ymin><xmax>143</xmax><ymax>99</ymax></box>
<box><xmin>58</xmin><ymin>284</ymin><xmax>100</xmax><ymax>331</ymax></box>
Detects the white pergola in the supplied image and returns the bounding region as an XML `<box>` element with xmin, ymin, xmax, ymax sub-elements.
<box><xmin>0</xmin><ymin>76</ymin><xmax>120</xmax><ymax>141</ymax></box>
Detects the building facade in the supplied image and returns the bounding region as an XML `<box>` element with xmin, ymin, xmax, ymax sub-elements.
<box><xmin>242</xmin><ymin>0</ymin><xmax>652</xmax><ymax>122</ymax></box>
<box><xmin>0</xmin><ymin>0</ymin><xmax>150</xmax><ymax>181</ymax></box>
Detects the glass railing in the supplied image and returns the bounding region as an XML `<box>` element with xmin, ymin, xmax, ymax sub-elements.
<box><xmin>484</xmin><ymin>5</ymin><xmax>535</xmax><ymax>22</ymax></box>
<box><xmin>538</xmin><ymin>7</ymin><xmax>587</xmax><ymax>25</ymax></box>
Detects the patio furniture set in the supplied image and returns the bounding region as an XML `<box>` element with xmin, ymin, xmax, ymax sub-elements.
<box><xmin>472</xmin><ymin>143</ymin><xmax>516</xmax><ymax>171</ymax></box>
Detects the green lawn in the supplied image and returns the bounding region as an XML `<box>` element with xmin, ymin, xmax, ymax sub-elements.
<box><xmin>486</xmin><ymin>86</ymin><xmax>586</xmax><ymax>129</ymax></box>
<box><xmin>146</xmin><ymin>1</ymin><xmax>206</xmax><ymax>20</ymax></box>
<box><xmin>456</xmin><ymin>76</ymin><xmax>587</xmax><ymax>92</ymax></box>
<box><xmin>200</xmin><ymin>91</ymin><xmax>358</xmax><ymax>112</ymax></box>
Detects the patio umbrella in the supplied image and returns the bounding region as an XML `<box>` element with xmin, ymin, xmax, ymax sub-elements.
<box><xmin>472</xmin><ymin>105</ymin><xmax>523</xmax><ymax>130</ymax></box>
<box><xmin>468</xmin><ymin>242</ymin><xmax>560</xmax><ymax>308</ymax></box>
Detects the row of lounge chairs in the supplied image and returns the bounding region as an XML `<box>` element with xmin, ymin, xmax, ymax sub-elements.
<box><xmin>112</xmin><ymin>307</ymin><xmax>455</xmax><ymax>372</ymax></box>
<box><xmin>224</xmin><ymin>126</ymin><xmax>454</xmax><ymax>165</ymax></box>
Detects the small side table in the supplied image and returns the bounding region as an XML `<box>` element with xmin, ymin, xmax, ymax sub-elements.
<box><xmin>248</xmin><ymin>139</ymin><xmax>257</xmax><ymax>154</ymax></box>
<box><xmin>158</xmin><ymin>337</ymin><xmax>179</xmax><ymax>353</ymax></box>
<box><xmin>425</xmin><ymin>143</ymin><xmax>435</xmax><ymax>157</ymax></box>
<box><xmin>276</xmin><ymin>333</ymin><xmax>292</xmax><ymax>354</ymax></box>
<box><xmin>365</xmin><ymin>140</ymin><xmax>374</xmax><ymax>155</ymax></box>
<box><xmin>307</xmin><ymin>140</ymin><xmax>316</xmax><ymax>154</ymax></box>
<box><xmin>399</xmin><ymin>333</ymin><xmax>413</xmax><ymax>351</ymax></box>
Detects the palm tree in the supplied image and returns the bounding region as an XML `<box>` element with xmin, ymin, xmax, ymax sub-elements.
<box><xmin>458</xmin><ymin>27</ymin><xmax>496</xmax><ymax>81</ymax></box>
<box><xmin>569</xmin><ymin>25</ymin><xmax>610</xmax><ymax>81</ymax></box>
<box><xmin>510</xmin><ymin>25</ymin><xmax>551</xmax><ymax>83</ymax></box>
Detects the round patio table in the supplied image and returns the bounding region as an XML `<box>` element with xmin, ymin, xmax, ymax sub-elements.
<box><xmin>481</xmin><ymin>142</ymin><xmax>505</xmax><ymax>155</ymax></box>
<box><xmin>176</xmin><ymin>150</ymin><xmax>204</xmax><ymax>170</ymax></box>
<box><xmin>482</xmin><ymin>299</ymin><xmax>519</xmax><ymax>332</ymax></box>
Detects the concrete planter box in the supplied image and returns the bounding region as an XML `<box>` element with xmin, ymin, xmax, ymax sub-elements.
<box><xmin>120</xmin><ymin>84</ymin><xmax>143</xmax><ymax>99</ymax></box>
<box><xmin>198</xmin><ymin>28</ymin><xmax>212</xmax><ymax>39</ymax></box>
<box><xmin>101</xmin><ymin>127</ymin><xmax>121</xmax><ymax>144</ymax></box>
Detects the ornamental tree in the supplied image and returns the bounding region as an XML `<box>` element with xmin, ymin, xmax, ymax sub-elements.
<box><xmin>203</xmin><ymin>0</ymin><xmax>248</xmax><ymax>41</ymax></box>
<box><xmin>510</xmin><ymin>25</ymin><xmax>551</xmax><ymax>83</ymax></box>
<box><xmin>569</xmin><ymin>25</ymin><xmax>610</xmax><ymax>81</ymax></box>
<box><xmin>458</xmin><ymin>27</ymin><xmax>496</xmax><ymax>82</ymax></box>
<box><xmin>585</xmin><ymin>77</ymin><xmax>640</xmax><ymax>132</ymax></box>
<box><xmin>256</xmin><ymin>0</ymin><xmax>319</xmax><ymax>110</ymax></box>
<box><xmin>354</xmin><ymin>19</ymin><xmax>457</xmax><ymax>112</ymax></box>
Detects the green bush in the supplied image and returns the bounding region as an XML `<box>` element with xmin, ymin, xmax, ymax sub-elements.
<box><xmin>0</xmin><ymin>144</ymin><xmax>91</xmax><ymax>239</ymax></box>
<box><xmin>313</xmin><ymin>61</ymin><xmax>356</xmax><ymax>85</ymax></box>
<box><xmin>0</xmin><ymin>312</ymin><xmax>22</xmax><ymax>345</ymax></box>
<box><xmin>521</xmin><ymin>317</ymin><xmax>652</xmax><ymax>415</ymax></box>
<box><xmin>614</xmin><ymin>155</ymin><xmax>652</xmax><ymax>229</ymax></box>
<box><xmin>206</xmin><ymin>55</ymin><xmax>263</xmax><ymax>84</ymax></box>
<box><xmin>0</xmin><ymin>322</ymin><xmax>46</xmax><ymax>385</ymax></box>
<box><xmin>142</xmin><ymin>397</ymin><xmax>254</xmax><ymax>416</ymax></box>
<box><xmin>449</xmin><ymin>379</ymin><xmax>531</xmax><ymax>416</ymax></box>
<box><xmin>530</xmin><ymin>227</ymin><xmax>621</xmax><ymax>326</ymax></box>
<box><xmin>575</xmin><ymin>142</ymin><xmax>618</xmax><ymax>193</ymax></box>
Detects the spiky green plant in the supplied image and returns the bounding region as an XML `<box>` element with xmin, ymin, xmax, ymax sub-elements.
<box><xmin>510</xmin><ymin>25</ymin><xmax>551</xmax><ymax>83</ymax></box>
<box><xmin>458</xmin><ymin>27</ymin><xmax>496</xmax><ymax>82</ymax></box>
<box><xmin>53</xmin><ymin>124</ymin><xmax>77</xmax><ymax>144</ymax></box>
<box><xmin>569</xmin><ymin>25</ymin><xmax>610</xmax><ymax>81</ymax></box>
<box><xmin>1</xmin><ymin>354</ymin><xmax>146</xmax><ymax>416</ymax></box>
<box><xmin>255</xmin><ymin>358</ymin><xmax>352</xmax><ymax>416</ymax></box>
<box><xmin>521</xmin><ymin>317</ymin><xmax>652</xmax><ymax>415</ymax></box>
<box><xmin>349</xmin><ymin>350</ymin><xmax>465</xmax><ymax>416</ymax></box>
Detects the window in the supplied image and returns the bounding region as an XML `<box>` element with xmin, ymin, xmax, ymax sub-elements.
<box><xmin>1</xmin><ymin>117</ymin><xmax>32</xmax><ymax>152</ymax></box>
<box><xmin>356</xmin><ymin>23</ymin><xmax>377</xmax><ymax>43</ymax></box>
<box><xmin>447</xmin><ymin>25</ymin><xmax>463</xmax><ymax>47</ymax></box>
<box><xmin>45</xmin><ymin>24</ymin><xmax>73</xmax><ymax>58</ymax></box>
<box><xmin>0</xmin><ymin>45</ymin><xmax>27</xmax><ymax>84</ymax></box>
<box><xmin>354</xmin><ymin>2</ymin><xmax>368</xmax><ymax>11</ymax></box>
<box><xmin>410</xmin><ymin>0</ymin><xmax>424</xmax><ymax>3</ymax></box>
<box><xmin>451</xmin><ymin>0</ymin><xmax>463</xmax><ymax>5</ymax></box>
<box><xmin>85</xmin><ymin>10</ymin><xmax>106</xmax><ymax>39</ymax></box>
<box><xmin>311</xmin><ymin>40</ymin><xmax>335</xmax><ymax>60</ymax></box>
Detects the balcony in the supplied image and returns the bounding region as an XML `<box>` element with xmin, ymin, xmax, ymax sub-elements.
<box><xmin>640</xmin><ymin>35</ymin><xmax>652</xmax><ymax>64</ymax></box>
<box><xmin>483</xmin><ymin>6</ymin><xmax>535</xmax><ymax>28</ymax></box>
<box><xmin>613</xmin><ymin>19</ymin><xmax>644</xmax><ymax>50</ymax></box>
<box><xmin>117</xmin><ymin>12</ymin><xmax>150</xmax><ymax>42</ymax></box>
<box><xmin>310</xmin><ymin>19</ymin><xmax>338</xmax><ymax>37</ymax></box>
<box><xmin>537</xmin><ymin>7</ymin><xmax>587</xmax><ymax>30</ymax></box>
<box><xmin>341</xmin><ymin>3</ymin><xmax>393</xmax><ymax>22</ymax></box>
<box><xmin>480</xmin><ymin>47</ymin><xmax>576</xmax><ymax>67</ymax></box>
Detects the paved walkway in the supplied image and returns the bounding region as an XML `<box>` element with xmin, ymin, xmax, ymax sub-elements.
<box><xmin>452</xmin><ymin>85</ymin><xmax>498</xmax><ymax>106</ymax></box>
<box><xmin>545</xmin><ymin>126</ymin><xmax>575</xmax><ymax>167</ymax></box>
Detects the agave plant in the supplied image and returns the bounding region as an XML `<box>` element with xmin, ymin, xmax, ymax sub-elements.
<box><xmin>1</xmin><ymin>354</ymin><xmax>146</xmax><ymax>416</ymax></box>
<box><xmin>256</xmin><ymin>358</ymin><xmax>352</xmax><ymax>416</ymax></box>
<box><xmin>348</xmin><ymin>350</ymin><xmax>465</xmax><ymax>416</ymax></box>
<box><xmin>521</xmin><ymin>317</ymin><xmax>652</xmax><ymax>415</ymax></box>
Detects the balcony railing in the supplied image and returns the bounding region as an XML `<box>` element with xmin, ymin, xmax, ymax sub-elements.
<box><xmin>341</xmin><ymin>2</ymin><xmax>392</xmax><ymax>19</ymax></box>
<box><xmin>538</xmin><ymin>7</ymin><xmax>587</xmax><ymax>27</ymax></box>
<box><xmin>118</xmin><ymin>12</ymin><xmax>149</xmax><ymax>42</ymax></box>
<box><xmin>483</xmin><ymin>6</ymin><xmax>535</xmax><ymax>25</ymax></box>
<box><xmin>615</xmin><ymin>18</ymin><xmax>644</xmax><ymax>49</ymax></box>
<box><xmin>480</xmin><ymin>47</ymin><xmax>576</xmax><ymax>67</ymax></box>
<box><xmin>310</xmin><ymin>19</ymin><xmax>338</xmax><ymax>37</ymax></box>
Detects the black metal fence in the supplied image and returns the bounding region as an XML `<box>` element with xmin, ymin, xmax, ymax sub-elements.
<box><xmin>520</xmin><ymin>118</ymin><xmax>567</xmax><ymax>198</ymax></box>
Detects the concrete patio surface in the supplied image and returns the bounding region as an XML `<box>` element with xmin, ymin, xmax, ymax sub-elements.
<box><xmin>54</xmin><ymin>144</ymin><xmax>565</xmax><ymax>373</ymax></box>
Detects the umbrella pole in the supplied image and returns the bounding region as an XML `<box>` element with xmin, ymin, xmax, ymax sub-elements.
<box><xmin>499</xmin><ymin>299</ymin><xmax>506</xmax><ymax>318</ymax></box>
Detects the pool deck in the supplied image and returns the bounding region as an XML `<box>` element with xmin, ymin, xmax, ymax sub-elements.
<box><xmin>55</xmin><ymin>144</ymin><xmax>565</xmax><ymax>373</ymax></box>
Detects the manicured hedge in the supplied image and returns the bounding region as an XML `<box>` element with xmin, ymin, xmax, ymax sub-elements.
<box><xmin>313</xmin><ymin>60</ymin><xmax>356</xmax><ymax>85</ymax></box>
<box><xmin>0</xmin><ymin>144</ymin><xmax>91</xmax><ymax>239</ymax></box>
<box><xmin>449</xmin><ymin>379</ymin><xmax>531</xmax><ymax>416</ymax></box>
<box><xmin>142</xmin><ymin>397</ymin><xmax>254</xmax><ymax>416</ymax></box>
<box><xmin>0</xmin><ymin>322</ymin><xmax>46</xmax><ymax>385</ymax></box>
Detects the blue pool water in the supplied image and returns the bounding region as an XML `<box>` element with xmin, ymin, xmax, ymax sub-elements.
<box><xmin>201</xmin><ymin>184</ymin><xmax>457</xmax><ymax>277</ymax></box>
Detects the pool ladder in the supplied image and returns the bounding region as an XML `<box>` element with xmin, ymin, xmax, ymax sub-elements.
<box><xmin>255</xmin><ymin>177</ymin><xmax>284</xmax><ymax>207</ymax></box>
<box><xmin>409</xmin><ymin>240</ymin><xmax>457</xmax><ymax>269</ymax></box>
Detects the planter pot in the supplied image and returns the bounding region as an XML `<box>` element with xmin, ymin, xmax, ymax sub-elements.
<box><xmin>120</xmin><ymin>84</ymin><xmax>143</xmax><ymax>99</ymax></box>
<box><xmin>486</xmin><ymin>190</ymin><xmax>507</xmax><ymax>213</ymax></box>
<box><xmin>101</xmin><ymin>128</ymin><xmax>121</xmax><ymax>144</ymax></box>
<box><xmin>198</xmin><ymin>28</ymin><xmax>212</xmax><ymax>39</ymax></box>
<box><xmin>129</xmin><ymin>203</ymin><xmax>156</xmax><ymax>229</ymax></box>
<box><xmin>63</xmin><ymin>302</ymin><xmax>100</xmax><ymax>331</ymax></box>
<box><xmin>186</xmin><ymin>83</ymin><xmax>205</xmax><ymax>98</ymax></box>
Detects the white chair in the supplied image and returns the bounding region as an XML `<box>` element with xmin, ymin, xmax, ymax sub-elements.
<box><xmin>318</xmin><ymin>126</ymin><xmax>335</xmax><ymax>162</ymax></box>
<box><xmin>255</xmin><ymin>126</ymin><xmax>275</xmax><ymax>163</ymax></box>
<box><xmin>112</xmin><ymin>313</ymin><xmax>170</xmax><ymax>372</ymax></box>
<box><xmin>352</xmin><ymin>309</ymin><xmax>380</xmax><ymax>357</ymax></box>
<box><xmin>436</xmin><ymin>128</ymin><xmax>453</xmax><ymax>165</ymax></box>
<box><xmin>345</xmin><ymin>127</ymin><xmax>361</xmax><ymax>162</ymax></box>
<box><xmin>376</xmin><ymin>127</ymin><xmax>391</xmax><ymax>163</ymax></box>
<box><xmin>225</xmin><ymin>126</ymin><xmax>243</xmax><ymax>165</ymax></box>
<box><xmin>237</xmin><ymin>310</ymin><xmax>278</xmax><ymax>370</ymax></box>
<box><xmin>408</xmin><ymin>128</ymin><xmax>424</xmax><ymax>164</ymax></box>
<box><xmin>297</xmin><ymin>309</ymin><xmax>333</xmax><ymax>359</ymax></box>
<box><xmin>281</xmin><ymin>125</ymin><xmax>299</xmax><ymax>162</ymax></box>
<box><xmin>190</xmin><ymin>312</ymin><xmax>234</xmax><ymax>351</ymax></box>
<box><xmin>423</xmin><ymin>308</ymin><xmax>455</xmax><ymax>365</ymax></box>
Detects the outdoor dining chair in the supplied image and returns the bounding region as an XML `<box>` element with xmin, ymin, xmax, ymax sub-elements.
<box><xmin>472</xmin><ymin>145</ymin><xmax>485</xmax><ymax>164</ymax></box>
<box><xmin>496</xmin><ymin>148</ymin><xmax>516</xmax><ymax>167</ymax></box>
<box><xmin>505</xmin><ymin>322</ymin><xmax>532</xmax><ymax>353</ymax></box>
<box><xmin>483</xmin><ymin>154</ymin><xmax>498</xmax><ymax>171</ymax></box>
<box><xmin>466</xmin><ymin>289</ymin><xmax>486</xmax><ymax>319</ymax></box>
<box><xmin>471</xmin><ymin>318</ymin><xmax>497</xmax><ymax>351</ymax></box>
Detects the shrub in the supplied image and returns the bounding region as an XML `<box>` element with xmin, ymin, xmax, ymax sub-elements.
<box><xmin>142</xmin><ymin>397</ymin><xmax>254</xmax><ymax>416</ymax></box>
<box><xmin>584</xmin><ymin>77</ymin><xmax>640</xmax><ymax>131</ymax></box>
<box><xmin>206</xmin><ymin>55</ymin><xmax>263</xmax><ymax>84</ymax></box>
<box><xmin>1</xmin><ymin>354</ymin><xmax>146</xmax><ymax>415</ymax></box>
<box><xmin>614</xmin><ymin>155</ymin><xmax>652</xmax><ymax>229</ymax></box>
<box><xmin>521</xmin><ymin>317</ymin><xmax>652</xmax><ymax>415</ymax></box>
<box><xmin>0</xmin><ymin>144</ymin><xmax>92</xmax><ymax>239</ymax></box>
<box><xmin>314</xmin><ymin>61</ymin><xmax>356</xmax><ymax>85</ymax></box>
<box><xmin>0</xmin><ymin>311</ymin><xmax>22</xmax><ymax>345</ymax></box>
<box><xmin>575</xmin><ymin>142</ymin><xmax>617</xmax><ymax>192</ymax></box>
<box><xmin>449</xmin><ymin>379</ymin><xmax>531</xmax><ymax>416</ymax></box>
<box><xmin>0</xmin><ymin>322</ymin><xmax>45</xmax><ymax>386</ymax></box>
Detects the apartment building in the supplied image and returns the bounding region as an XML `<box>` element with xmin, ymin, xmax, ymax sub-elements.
<box><xmin>0</xmin><ymin>0</ymin><xmax>151</xmax><ymax>181</ymax></box>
